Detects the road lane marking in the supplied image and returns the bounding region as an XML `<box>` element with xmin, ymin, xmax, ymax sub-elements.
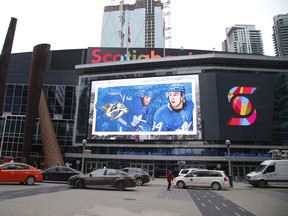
<box><xmin>238</xmin><ymin>207</ymin><xmax>246</xmax><ymax>212</ymax></box>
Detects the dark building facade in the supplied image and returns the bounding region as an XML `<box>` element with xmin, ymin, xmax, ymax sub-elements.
<box><xmin>1</xmin><ymin>47</ymin><xmax>288</xmax><ymax>179</ymax></box>
<box><xmin>273</xmin><ymin>13</ymin><xmax>288</xmax><ymax>57</ymax></box>
<box><xmin>0</xmin><ymin>49</ymin><xmax>82</xmax><ymax>167</ymax></box>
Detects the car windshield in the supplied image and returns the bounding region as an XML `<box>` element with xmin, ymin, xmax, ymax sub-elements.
<box><xmin>140</xmin><ymin>170</ymin><xmax>148</xmax><ymax>174</ymax></box>
<box><xmin>105</xmin><ymin>169</ymin><xmax>118</xmax><ymax>176</ymax></box>
<box><xmin>254</xmin><ymin>165</ymin><xmax>267</xmax><ymax>173</ymax></box>
<box><xmin>2</xmin><ymin>163</ymin><xmax>31</xmax><ymax>170</ymax></box>
<box><xmin>120</xmin><ymin>171</ymin><xmax>128</xmax><ymax>176</ymax></box>
<box><xmin>185</xmin><ymin>171</ymin><xmax>197</xmax><ymax>177</ymax></box>
<box><xmin>180</xmin><ymin>169</ymin><xmax>190</xmax><ymax>175</ymax></box>
<box><xmin>90</xmin><ymin>169</ymin><xmax>106</xmax><ymax>177</ymax></box>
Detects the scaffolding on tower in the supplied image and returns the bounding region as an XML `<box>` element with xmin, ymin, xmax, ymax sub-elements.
<box><xmin>162</xmin><ymin>0</ymin><xmax>171</xmax><ymax>48</ymax></box>
<box><xmin>118</xmin><ymin>0</ymin><xmax>125</xmax><ymax>47</ymax></box>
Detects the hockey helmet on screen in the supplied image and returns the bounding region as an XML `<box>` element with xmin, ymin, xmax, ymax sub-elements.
<box><xmin>139</xmin><ymin>89</ymin><xmax>153</xmax><ymax>98</ymax></box>
<box><xmin>166</xmin><ymin>84</ymin><xmax>185</xmax><ymax>97</ymax></box>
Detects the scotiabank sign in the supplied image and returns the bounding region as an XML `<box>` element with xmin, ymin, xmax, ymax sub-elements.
<box><xmin>87</xmin><ymin>47</ymin><xmax>215</xmax><ymax>64</ymax></box>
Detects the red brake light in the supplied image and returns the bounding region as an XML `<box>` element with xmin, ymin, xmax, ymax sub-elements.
<box><xmin>224</xmin><ymin>177</ymin><xmax>228</xmax><ymax>182</ymax></box>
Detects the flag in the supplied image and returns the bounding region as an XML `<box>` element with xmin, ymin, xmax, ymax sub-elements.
<box><xmin>128</xmin><ymin>24</ymin><xmax>131</xmax><ymax>43</ymax></box>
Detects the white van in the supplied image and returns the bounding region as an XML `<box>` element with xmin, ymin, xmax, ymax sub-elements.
<box><xmin>246</xmin><ymin>160</ymin><xmax>288</xmax><ymax>188</ymax></box>
<box><xmin>173</xmin><ymin>170</ymin><xmax>229</xmax><ymax>190</ymax></box>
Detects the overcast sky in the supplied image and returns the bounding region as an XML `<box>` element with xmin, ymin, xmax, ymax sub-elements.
<box><xmin>0</xmin><ymin>0</ymin><xmax>287</xmax><ymax>56</ymax></box>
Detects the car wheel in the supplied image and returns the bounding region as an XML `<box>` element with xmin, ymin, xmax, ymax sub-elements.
<box><xmin>136</xmin><ymin>178</ymin><xmax>144</xmax><ymax>186</ymax></box>
<box><xmin>75</xmin><ymin>179</ymin><xmax>85</xmax><ymax>189</ymax></box>
<box><xmin>177</xmin><ymin>180</ymin><xmax>185</xmax><ymax>189</ymax></box>
<box><xmin>116</xmin><ymin>181</ymin><xmax>126</xmax><ymax>191</ymax></box>
<box><xmin>25</xmin><ymin>176</ymin><xmax>35</xmax><ymax>185</ymax></box>
<box><xmin>211</xmin><ymin>182</ymin><xmax>221</xmax><ymax>190</ymax></box>
<box><xmin>258</xmin><ymin>180</ymin><xmax>267</xmax><ymax>188</ymax></box>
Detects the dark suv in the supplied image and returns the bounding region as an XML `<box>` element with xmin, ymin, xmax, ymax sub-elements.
<box><xmin>121</xmin><ymin>167</ymin><xmax>150</xmax><ymax>186</ymax></box>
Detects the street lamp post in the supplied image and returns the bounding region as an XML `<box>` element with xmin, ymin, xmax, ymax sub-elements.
<box><xmin>81</xmin><ymin>139</ymin><xmax>87</xmax><ymax>173</ymax></box>
<box><xmin>225</xmin><ymin>139</ymin><xmax>233</xmax><ymax>187</ymax></box>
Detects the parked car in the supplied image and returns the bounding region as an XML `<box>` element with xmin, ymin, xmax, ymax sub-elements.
<box><xmin>173</xmin><ymin>170</ymin><xmax>229</xmax><ymax>190</ymax></box>
<box><xmin>121</xmin><ymin>167</ymin><xmax>150</xmax><ymax>186</ymax></box>
<box><xmin>42</xmin><ymin>166</ymin><xmax>81</xmax><ymax>182</ymax></box>
<box><xmin>68</xmin><ymin>168</ymin><xmax>136</xmax><ymax>190</ymax></box>
<box><xmin>0</xmin><ymin>162</ymin><xmax>43</xmax><ymax>185</ymax></box>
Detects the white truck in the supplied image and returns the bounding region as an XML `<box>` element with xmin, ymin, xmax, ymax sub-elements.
<box><xmin>246</xmin><ymin>160</ymin><xmax>288</xmax><ymax>188</ymax></box>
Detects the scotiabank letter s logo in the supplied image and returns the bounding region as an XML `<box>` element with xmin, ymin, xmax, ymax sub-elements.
<box><xmin>227</xmin><ymin>86</ymin><xmax>257</xmax><ymax>126</ymax></box>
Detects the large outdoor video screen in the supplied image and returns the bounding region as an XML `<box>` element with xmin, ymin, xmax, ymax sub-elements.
<box><xmin>87</xmin><ymin>75</ymin><xmax>201</xmax><ymax>140</ymax></box>
<box><xmin>199</xmin><ymin>72</ymin><xmax>275</xmax><ymax>141</ymax></box>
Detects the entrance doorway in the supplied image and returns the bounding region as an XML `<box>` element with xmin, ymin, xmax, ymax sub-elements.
<box><xmin>232</xmin><ymin>165</ymin><xmax>256</xmax><ymax>181</ymax></box>
<box><xmin>86</xmin><ymin>161</ymin><xmax>108</xmax><ymax>173</ymax></box>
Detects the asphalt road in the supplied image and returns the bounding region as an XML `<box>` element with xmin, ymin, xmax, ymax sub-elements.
<box><xmin>0</xmin><ymin>179</ymin><xmax>288</xmax><ymax>216</ymax></box>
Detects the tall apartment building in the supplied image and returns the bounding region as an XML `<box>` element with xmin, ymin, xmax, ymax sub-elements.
<box><xmin>273</xmin><ymin>13</ymin><xmax>288</xmax><ymax>57</ymax></box>
<box><xmin>101</xmin><ymin>0</ymin><xmax>164</xmax><ymax>48</ymax></box>
<box><xmin>222</xmin><ymin>24</ymin><xmax>264</xmax><ymax>55</ymax></box>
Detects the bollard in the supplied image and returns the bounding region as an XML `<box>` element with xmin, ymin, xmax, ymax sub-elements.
<box><xmin>228</xmin><ymin>175</ymin><xmax>233</xmax><ymax>187</ymax></box>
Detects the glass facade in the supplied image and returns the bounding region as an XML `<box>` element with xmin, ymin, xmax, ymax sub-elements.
<box><xmin>3</xmin><ymin>84</ymin><xmax>77</xmax><ymax>118</ymax></box>
<box><xmin>0</xmin><ymin>84</ymin><xmax>77</xmax><ymax>166</ymax></box>
<box><xmin>273</xmin><ymin>73</ymin><xmax>288</xmax><ymax>145</ymax></box>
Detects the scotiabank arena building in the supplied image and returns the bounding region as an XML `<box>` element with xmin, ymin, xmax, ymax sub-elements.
<box><xmin>1</xmin><ymin>47</ymin><xmax>288</xmax><ymax>179</ymax></box>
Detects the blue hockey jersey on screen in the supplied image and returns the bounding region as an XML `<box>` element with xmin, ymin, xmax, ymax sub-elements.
<box><xmin>118</xmin><ymin>95</ymin><xmax>153</xmax><ymax>132</ymax></box>
<box><xmin>152</xmin><ymin>99</ymin><xmax>194</xmax><ymax>132</ymax></box>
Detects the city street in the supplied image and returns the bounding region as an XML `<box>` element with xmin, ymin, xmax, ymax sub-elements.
<box><xmin>0</xmin><ymin>179</ymin><xmax>288</xmax><ymax>216</ymax></box>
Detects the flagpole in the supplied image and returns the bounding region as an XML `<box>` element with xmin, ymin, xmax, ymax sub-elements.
<box><xmin>163</xmin><ymin>18</ymin><xmax>166</xmax><ymax>57</ymax></box>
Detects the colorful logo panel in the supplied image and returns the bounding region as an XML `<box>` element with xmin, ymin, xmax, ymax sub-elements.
<box><xmin>227</xmin><ymin>86</ymin><xmax>257</xmax><ymax>126</ymax></box>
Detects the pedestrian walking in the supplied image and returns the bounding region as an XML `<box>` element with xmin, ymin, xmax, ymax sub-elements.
<box><xmin>167</xmin><ymin>170</ymin><xmax>173</xmax><ymax>190</ymax></box>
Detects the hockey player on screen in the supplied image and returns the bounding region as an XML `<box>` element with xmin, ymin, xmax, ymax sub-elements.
<box><xmin>152</xmin><ymin>84</ymin><xmax>194</xmax><ymax>132</ymax></box>
<box><xmin>117</xmin><ymin>89</ymin><xmax>153</xmax><ymax>132</ymax></box>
